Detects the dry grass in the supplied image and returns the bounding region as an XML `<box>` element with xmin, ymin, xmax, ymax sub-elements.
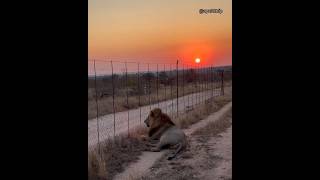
<box><xmin>88</xmin><ymin>125</ymin><xmax>148</xmax><ymax>180</ymax></box>
<box><xmin>88</xmin><ymin>81</ymin><xmax>230</xmax><ymax>120</ymax></box>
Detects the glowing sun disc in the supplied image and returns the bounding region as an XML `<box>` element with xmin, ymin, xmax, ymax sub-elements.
<box><xmin>195</xmin><ymin>58</ymin><xmax>201</xmax><ymax>63</ymax></box>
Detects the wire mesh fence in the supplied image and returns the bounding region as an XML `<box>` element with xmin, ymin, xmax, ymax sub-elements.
<box><xmin>88</xmin><ymin>59</ymin><xmax>231</xmax><ymax>153</ymax></box>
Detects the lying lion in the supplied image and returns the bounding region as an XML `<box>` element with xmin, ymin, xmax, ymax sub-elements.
<box><xmin>143</xmin><ymin>108</ymin><xmax>187</xmax><ymax>160</ymax></box>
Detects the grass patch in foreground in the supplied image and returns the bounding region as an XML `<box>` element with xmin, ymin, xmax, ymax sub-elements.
<box><xmin>88</xmin><ymin>126</ymin><xmax>148</xmax><ymax>180</ymax></box>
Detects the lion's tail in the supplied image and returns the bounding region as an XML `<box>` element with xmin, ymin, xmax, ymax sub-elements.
<box><xmin>167</xmin><ymin>136</ymin><xmax>187</xmax><ymax>160</ymax></box>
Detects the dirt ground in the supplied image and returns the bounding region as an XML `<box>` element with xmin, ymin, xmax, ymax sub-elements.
<box><xmin>136</xmin><ymin>110</ymin><xmax>232</xmax><ymax>180</ymax></box>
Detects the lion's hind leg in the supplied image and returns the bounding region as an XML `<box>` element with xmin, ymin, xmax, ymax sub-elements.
<box><xmin>167</xmin><ymin>142</ymin><xmax>183</xmax><ymax>160</ymax></box>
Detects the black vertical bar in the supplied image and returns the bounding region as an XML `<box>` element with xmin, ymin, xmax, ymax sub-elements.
<box><xmin>125</xmin><ymin>62</ymin><xmax>129</xmax><ymax>137</ymax></box>
<box><xmin>176</xmin><ymin>60</ymin><xmax>179</xmax><ymax>117</ymax></box>
<box><xmin>111</xmin><ymin>61</ymin><xmax>116</xmax><ymax>138</ymax></box>
<box><xmin>93</xmin><ymin>60</ymin><xmax>101</xmax><ymax>154</ymax></box>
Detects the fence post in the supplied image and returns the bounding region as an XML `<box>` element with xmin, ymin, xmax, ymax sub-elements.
<box><xmin>157</xmin><ymin>64</ymin><xmax>159</xmax><ymax>107</ymax></box>
<box><xmin>182</xmin><ymin>63</ymin><xmax>185</xmax><ymax>112</ymax></box>
<box><xmin>203</xmin><ymin>66</ymin><xmax>205</xmax><ymax>101</ymax></box>
<box><xmin>176</xmin><ymin>60</ymin><xmax>179</xmax><ymax>118</ymax></box>
<box><xmin>207</xmin><ymin>66</ymin><xmax>209</xmax><ymax>100</ymax></box>
<box><xmin>111</xmin><ymin>61</ymin><xmax>116</xmax><ymax>138</ymax></box>
<box><xmin>192</xmin><ymin>66</ymin><xmax>195</xmax><ymax>107</ymax></box>
<box><xmin>207</xmin><ymin>66</ymin><xmax>209</xmax><ymax>99</ymax></box>
<box><xmin>164</xmin><ymin>64</ymin><xmax>167</xmax><ymax>113</ymax></box>
<box><xmin>204</xmin><ymin>66</ymin><xmax>206</xmax><ymax>100</ymax></box>
<box><xmin>138</xmin><ymin>63</ymin><xmax>141</xmax><ymax>124</ymax></box>
<box><xmin>205</xmin><ymin>67</ymin><xmax>209</xmax><ymax>100</ymax></box>
<box><xmin>201</xmin><ymin>65</ymin><xmax>204</xmax><ymax>103</ymax></box>
<box><xmin>198</xmin><ymin>64</ymin><xmax>201</xmax><ymax>104</ymax></box>
<box><xmin>93</xmin><ymin>60</ymin><xmax>101</xmax><ymax>155</ymax></box>
<box><xmin>187</xmin><ymin>65</ymin><xmax>190</xmax><ymax>108</ymax></box>
<box><xmin>148</xmin><ymin>63</ymin><xmax>151</xmax><ymax>111</ymax></box>
<box><xmin>200</xmin><ymin>65</ymin><xmax>203</xmax><ymax>114</ymax></box>
<box><xmin>211</xmin><ymin>66</ymin><xmax>214</xmax><ymax>99</ymax></box>
<box><xmin>196</xmin><ymin>64</ymin><xmax>198</xmax><ymax>105</ymax></box>
<box><xmin>213</xmin><ymin>68</ymin><xmax>216</xmax><ymax>96</ymax></box>
<box><xmin>221</xmin><ymin>69</ymin><xmax>224</xmax><ymax>96</ymax></box>
<box><xmin>170</xmin><ymin>64</ymin><xmax>173</xmax><ymax>118</ymax></box>
<box><xmin>204</xmin><ymin>66</ymin><xmax>206</xmax><ymax>101</ymax></box>
<box><xmin>125</xmin><ymin>62</ymin><xmax>129</xmax><ymax>137</ymax></box>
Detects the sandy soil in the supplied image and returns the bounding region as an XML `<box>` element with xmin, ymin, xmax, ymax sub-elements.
<box><xmin>113</xmin><ymin>102</ymin><xmax>232</xmax><ymax>180</ymax></box>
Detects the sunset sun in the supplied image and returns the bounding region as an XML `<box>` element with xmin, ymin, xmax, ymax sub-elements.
<box><xmin>195</xmin><ymin>58</ymin><xmax>201</xmax><ymax>64</ymax></box>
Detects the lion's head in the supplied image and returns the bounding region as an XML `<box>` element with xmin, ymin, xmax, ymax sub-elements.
<box><xmin>144</xmin><ymin>108</ymin><xmax>175</xmax><ymax>137</ymax></box>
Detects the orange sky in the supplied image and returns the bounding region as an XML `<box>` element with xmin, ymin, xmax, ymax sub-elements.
<box><xmin>89</xmin><ymin>0</ymin><xmax>232</xmax><ymax>67</ymax></box>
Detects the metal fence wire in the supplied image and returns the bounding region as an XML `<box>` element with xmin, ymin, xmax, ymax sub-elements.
<box><xmin>88</xmin><ymin>59</ymin><xmax>231</xmax><ymax>153</ymax></box>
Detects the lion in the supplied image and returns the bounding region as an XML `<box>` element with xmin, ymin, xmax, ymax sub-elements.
<box><xmin>143</xmin><ymin>108</ymin><xmax>187</xmax><ymax>160</ymax></box>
